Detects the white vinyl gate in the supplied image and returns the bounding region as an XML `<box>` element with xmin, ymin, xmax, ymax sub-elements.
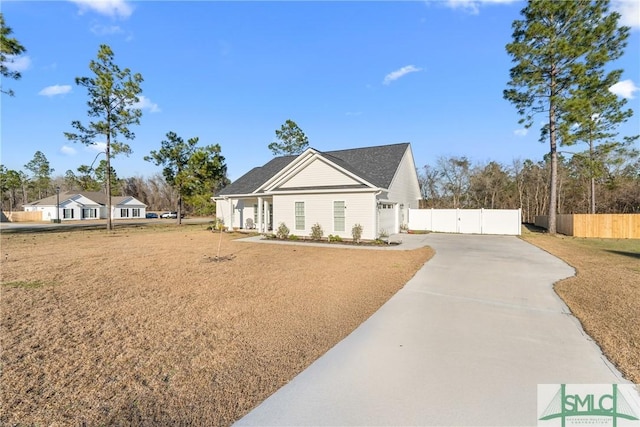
<box><xmin>408</xmin><ymin>208</ymin><xmax>521</xmax><ymax>236</ymax></box>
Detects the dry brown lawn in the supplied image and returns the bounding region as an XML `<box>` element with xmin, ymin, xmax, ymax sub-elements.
<box><xmin>0</xmin><ymin>224</ymin><xmax>432</xmax><ymax>426</ymax></box>
<box><xmin>522</xmin><ymin>227</ymin><xmax>640</xmax><ymax>384</ymax></box>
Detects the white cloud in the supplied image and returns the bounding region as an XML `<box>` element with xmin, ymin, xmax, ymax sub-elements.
<box><xmin>5</xmin><ymin>55</ymin><xmax>31</xmax><ymax>72</ymax></box>
<box><xmin>442</xmin><ymin>0</ymin><xmax>518</xmax><ymax>15</ymax></box>
<box><xmin>609</xmin><ymin>79</ymin><xmax>639</xmax><ymax>99</ymax></box>
<box><xmin>60</xmin><ymin>145</ymin><xmax>77</xmax><ymax>155</ymax></box>
<box><xmin>514</xmin><ymin>128</ymin><xmax>528</xmax><ymax>137</ymax></box>
<box><xmin>132</xmin><ymin>95</ymin><xmax>161</xmax><ymax>113</ymax></box>
<box><xmin>90</xmin><ymin>24</ymin><xmax>124</xmax><ymax>36</ymax></box>
<box><xmin>383</xmin><ymin>65</ymin><xmax>422</xmax><ymax>85</ymax></box>
<box><xmin>88</xmin><ymin>142</ymin><xmax>108</xmax><ymax>153</ymax></box>
<box><xmin>612</xmin><ymin>0</ymin><xmax>640</xmax><ymax>30</ymax></box>
<box><xmin>70</xmin><ymin>0</ymin><xmax>133</xmax><ymax>19</ymax></box>
<box><xmin>38</xmin><ymin>84</ymin><xmax>72</xmax><ymax>97</ymax></box>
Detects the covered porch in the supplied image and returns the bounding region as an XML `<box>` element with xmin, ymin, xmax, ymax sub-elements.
<box><xmin>217</xmin><ymin>196</ymin><xmax>273</xmax><ymax>232</ymax></box>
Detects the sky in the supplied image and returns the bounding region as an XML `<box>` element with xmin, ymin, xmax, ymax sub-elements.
<box><xmin>1</xmin><ymin>0</ymin><xmax>639</xmax><ymax>182</ymax></box>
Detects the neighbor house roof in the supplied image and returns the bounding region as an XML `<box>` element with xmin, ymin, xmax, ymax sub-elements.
<box><xmin>24</xmin><ymin>192</ymin><xmax>143</xmax><ymax>207</ymax></box>
<box><xmin>217</xmin><ymin>142</ymin><xmax>409</xmax><ymax>196</ymax></box>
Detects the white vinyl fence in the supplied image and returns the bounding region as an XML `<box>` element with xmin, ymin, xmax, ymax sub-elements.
<box><xmin>408</xmin><ymin>208</ymin><xmax>522</xmax><ymax>235</ymax></box>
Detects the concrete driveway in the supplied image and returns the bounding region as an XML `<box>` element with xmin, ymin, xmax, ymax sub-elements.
<box><xmin>235</xmin><ymin>233</ymin><xmax>629</xmax><ymax>426</ymax></box>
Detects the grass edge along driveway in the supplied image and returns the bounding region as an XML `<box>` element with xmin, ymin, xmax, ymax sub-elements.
<box><xmin>521</xmin><ymin>227</ymin><xmax>640</xmax><ymax>384</ymax></box>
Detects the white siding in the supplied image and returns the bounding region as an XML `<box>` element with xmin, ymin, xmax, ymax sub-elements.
<box><xmin>215</xmin><ymin>199</ymin><xmax>232</xmax><ymax>227</ymax></box>
<box><xmin>74</xmin><ymin>195</ymin><xmax>99</xmax><ymax>206</ymax></box>
<box><xmin>60</xmin><ymin>200</ymin><xmax>82</xmax><ymax>221</ymax></box>
<box><xmin>386</xmin><ymin>146</ymin><xmax>421</xmax><ymax>228</ymax></box>
<box><xmin>278</xmin><ymin>158</ymin><xmax>360</xmax><ymax>189</ymax></box>
<box><xmin>273</xmin><ymin>192</ymin><xmax>377</xmax><ymax>240</ymax></box>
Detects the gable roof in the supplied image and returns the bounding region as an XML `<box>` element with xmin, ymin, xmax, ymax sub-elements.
<box><xmin>218</xmin><ymin>155</ymin><xmax>297</xmax><ymax>196</ymax></box>
<box><xmin>24</xmin><ymin>192</ymin><xmax>144</xmax><ymax>207</ymax></box>
<box><xmin>217</xmin><ymin>142</ymin><xmax>409</xmax><ymax>196</ymax></box>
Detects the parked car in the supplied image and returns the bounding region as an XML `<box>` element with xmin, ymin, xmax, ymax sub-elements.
<box><xmin>160</xmin><ymin>211</ymin><xmax>184</xmax><ymax>219</ymax></box>
<box><xmin>145</xmin><ymin>212</ymin><xmax>159</xmax><ymax>219</ymax></box>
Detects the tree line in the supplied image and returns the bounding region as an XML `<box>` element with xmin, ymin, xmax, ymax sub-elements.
<box><xmin>418</xmin><ymin>153</ymin><xmax>640</xmax><ymax>223</ymax></box>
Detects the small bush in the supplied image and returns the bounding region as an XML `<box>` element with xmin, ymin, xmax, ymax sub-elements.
<box><xmin>288</xmin><ymin>234</ymin><xmax>299</xmax><ymax>240</ymax></box>
<box><xmin>276</xmin><ymin>222</ymin><xmax>290</xmax><ymax>239</ymax></box>
<box><xmin>210</xmin><ymin>218</ymin><xmax>225</xmax><ymax>231</ymax></box>
<box><xmin>352</xmin><ymin>223</ymin><xmax>363</xmax><ymax>243</ymax></box>
<box><xmin>328</xmin><ymin>234</ymin><xmax>343</xmax><ymax>242</ymax></box>
<box><xmin>310</xmin><ymin>223</ymin><xmax>323</xmax><ymax>241</ymax></box>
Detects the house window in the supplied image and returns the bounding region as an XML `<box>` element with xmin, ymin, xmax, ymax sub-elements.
<box><xmin>63</xmin><ymin>209</ymin><xmax>74</xmax><ymax>219</ymax></box>
<box><xmin>295</xmin><ymin>202</ymin><xmax>305</xmax><ymax>230</ymax></box>
<box><xmin>120</xmin><ymin>208</ymin><xmax>129</xmax><ymax>218</ymax></box>
<box><xmin>132</xmin><ymin>208</ymin><xmax>140</xmax><ymax>218</ymax></box>
<box><xmin>82</xmin><ymin>208</ymin><xmax>96</xmax><ymax>219</ymax></box>
<box><xmin>333</xmin><ymin>201</ymin><xmax>345</xmax><ymax>232</ymax></box>
<box><xmin>253</xmin><ymin>204</ymin><xmax>258</xmax><ymax>224</ymax></box>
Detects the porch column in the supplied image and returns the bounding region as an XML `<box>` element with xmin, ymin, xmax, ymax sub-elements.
<box><xmin>263</xmin><ymin>199</ymin><xmax>270</xmax><ymax>231</ymax></box>
<box><xmin>395</xmin><ymin>203</ymin><xmax>400</xmax><ymax>235</ymax></box>
<box><xmin>257</xmin><ymin>196</ymin><xmax>264</xmax><ymax>232</ymax></box>
<box><xmin>228</xmin><ymin>198</ymin><xmax>233</xmax><ymax>229</ymax></box>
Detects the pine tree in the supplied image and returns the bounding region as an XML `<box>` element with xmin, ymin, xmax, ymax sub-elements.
<box><xmin>504</xmin><ymin>0</ymin><xmax>630</xmax><ymax>233</ymax></box>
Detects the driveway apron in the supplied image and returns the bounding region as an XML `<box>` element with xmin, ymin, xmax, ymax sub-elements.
<box><xmin>235</xmin><ymin>233</ymin><xmax>629</xmax><ymax>426</ymax></box>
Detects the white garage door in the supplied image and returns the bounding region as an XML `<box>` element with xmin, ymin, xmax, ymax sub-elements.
<box><xmin>378</xmin><ymin>203</ymin><xmax>397</xmax><ymax>236</ymax></box>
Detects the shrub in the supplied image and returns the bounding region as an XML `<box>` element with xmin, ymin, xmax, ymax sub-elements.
<box><xmin>212</xmin><ymin>218</ymin><xmax>225</xmax><ymax>231</ymax></box>
<box><xmin>328</xmin><ymin>234</ymin><xmax>343</xmax><ymax>242</ymax></box>
<box><xmin>288</xmin><ymin>234</ymin><xmax>299</xmax><ymax>241</ymax></box>
<box><xmin>310</xmin><ymin>223</ymin><xmax>323</xmax><ymax>241</ymax></box>
<box><xmin>352</xmin><ymin>223</ymin><xmax>363</xmax><ymax>243</ymax></box>
<box><xmin>276</xmin><ymin>222</ymin><xmax>290</xmax><ymax>240</ymax></box>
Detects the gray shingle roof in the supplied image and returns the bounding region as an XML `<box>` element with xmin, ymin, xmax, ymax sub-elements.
<box><xmin>217</xmin><ymin>155</ymin><xmax>297</xmax><ymax>196</ymax></box>
<box><xmin>216</xmin><ymin>142</ymin><xmax>409</xmax><ymax>196</ymax></box>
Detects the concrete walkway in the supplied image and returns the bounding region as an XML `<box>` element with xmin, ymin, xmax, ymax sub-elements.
<box><xmin>235</xmin><ymin>233</ymin><xmax>630</xmax><ymax>426</ymax></box>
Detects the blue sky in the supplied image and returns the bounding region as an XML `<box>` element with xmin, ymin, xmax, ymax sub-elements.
<box><xmin>2</xmin><ymin>0</ymin><xmax>639</xmax><ymax>182</ymax></box>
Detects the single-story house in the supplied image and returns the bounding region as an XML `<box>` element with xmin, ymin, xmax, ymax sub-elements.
<box><xmin>214</xmin><ymin>142</ymin><xmax>421</xmax><ymax>241</ymax></box>
<box><xmin>23</xmin><ymin>191</ymin><xmax>146</xmax><ymax>221</ymax></box>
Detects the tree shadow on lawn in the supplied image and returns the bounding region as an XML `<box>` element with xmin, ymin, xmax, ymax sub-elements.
<box><xmin>605</xmin><ymin>249</ymin><xmax>640</xmax><ymax>259</ymax></box>
<box><xmin>522</xmin><ymin>223</ymin><xmax>547</xmax><ymax>234</ymax></box>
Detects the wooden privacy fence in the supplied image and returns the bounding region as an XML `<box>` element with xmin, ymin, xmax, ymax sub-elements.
<box><xmin>408</xmin><ymin>208</ymin><xmax>522</xmax><ymax>235</ymax></box>
<box><xmin>534</xmin><ymin>214</ymin><xmax>640</xmax><ymax>238</ymax></box>
<box><xmin>1</xmin><ymin>211</ymin><xmax>43</xmax><ymax>222</ymax></box>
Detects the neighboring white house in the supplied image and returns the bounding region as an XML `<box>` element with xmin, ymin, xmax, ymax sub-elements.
<box><xmin>23</xmin><ymin>192</ymin><xmax>146</xmax><ymax>221</ymax></box>
<box><xmin>213</xmin><ymin>143</ymin><xmax>421</xmax><ymax>241</ymax></box>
